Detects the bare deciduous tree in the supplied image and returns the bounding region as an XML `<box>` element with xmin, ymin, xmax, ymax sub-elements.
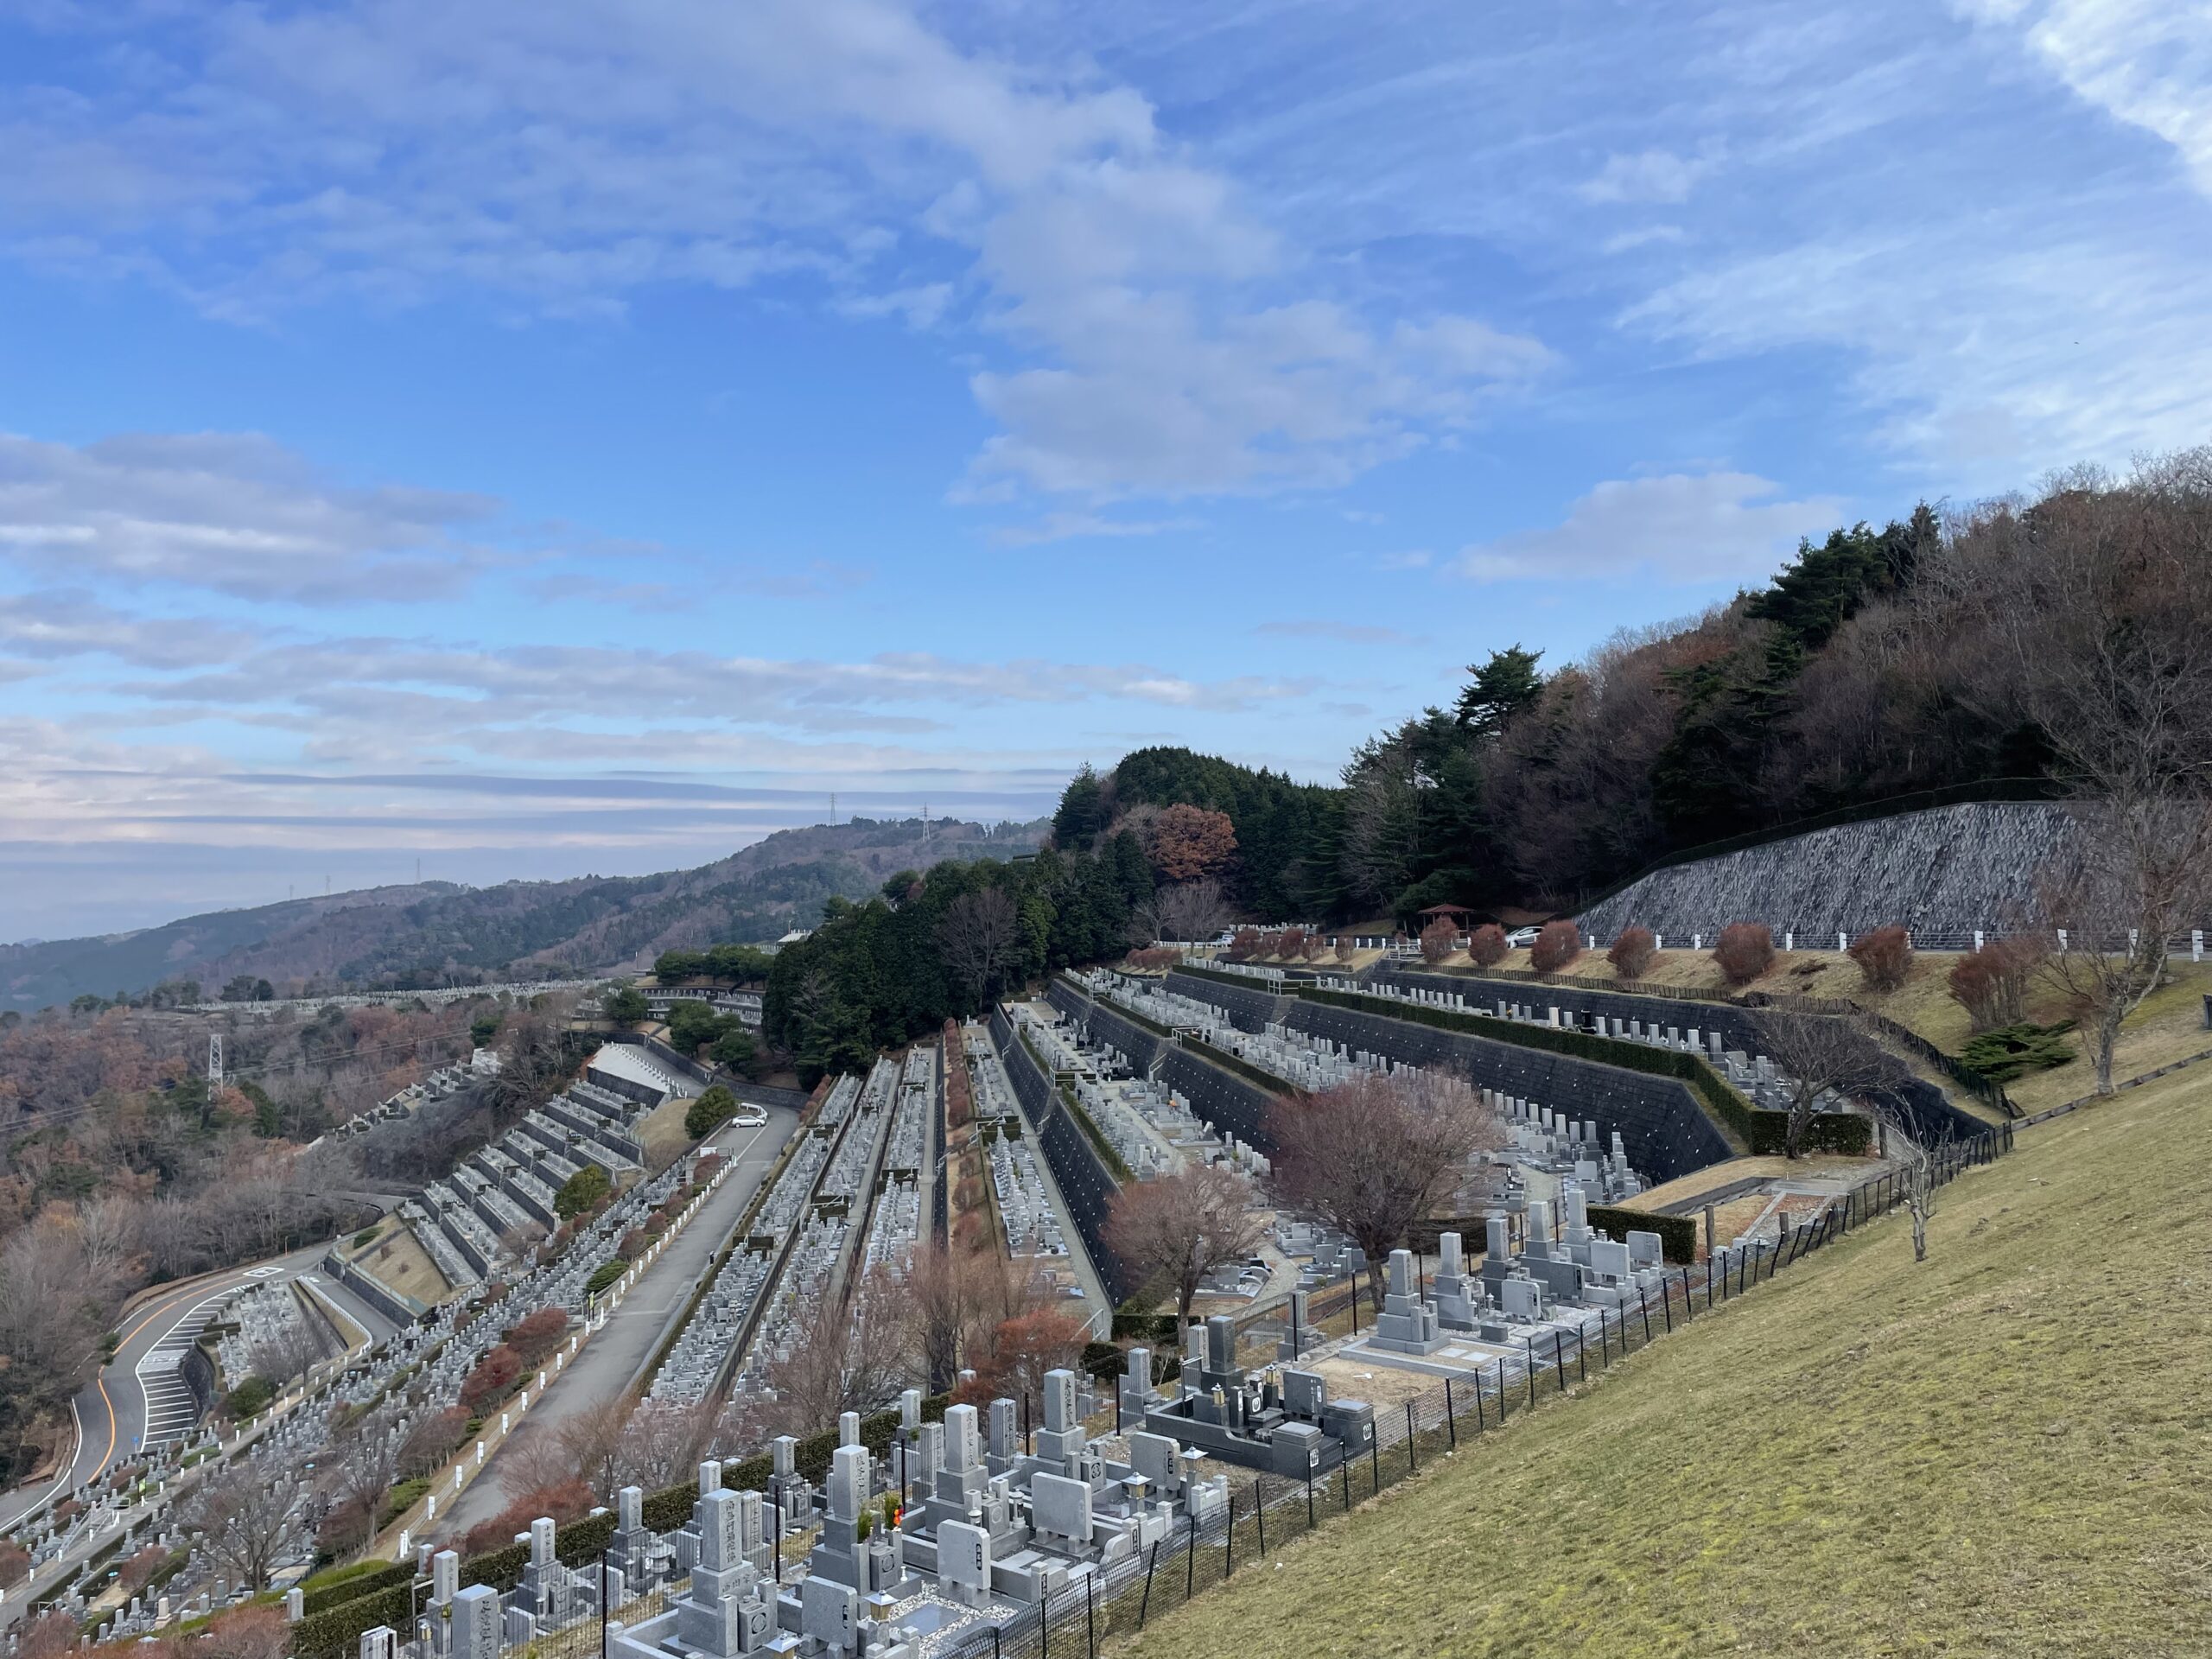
<box><xmin>903</xmin><ymin>1244</ymin><xmax>993</xmax><ymax>1390</ymax></box>
<box><xmin>1751</xmin><ymin>1011</ymin><xmax>1908</xmax><ymax>1160</ymax></box>
<box><xmin>1268</xmin><ymin>1071</ymin><xmax>1503</xmax><ymax>1307</ymax></box>
<box><xmin>741</xmin><ymin>1271</ymin><xmax>915</xmax><ymax>1441</ymax></box>
<box><xmin>615</xmin><ymin>1397</ymin><xmax>723</xmax><ymax>1495</ymax></box>
<box><xmin>1144</xmin><ymin>877</ymin><xmax>1234</xmax><ymax>945</ymax></box>
<box><xmin>321</xmin><ymin>1405</ymin><xmax>402</xmax><ymax>1556</ymax></box>
<box><xmin>247</xmin><ymin>1313</ymin><xmax>330</xmax><ymax>1389</ymax></box>
<box><xmin>1104</xmin><ymin>1165</ymin><xmax>1267</xmax><ymax>1320</ymax></box>
<box><xmin>938</xmin><ymin>888</ymin><xmax>1019</xmax><ymax>1006</ymax></box>
<box><xmin>2034</xmin><ymin>798</ymin><xmax>2212</xmax><ymax>1093</ymax></box>
<box><xmin>188</xmin><ymin>1471</ymin><xmax>305</xmax><ymax>1591</ymax></box>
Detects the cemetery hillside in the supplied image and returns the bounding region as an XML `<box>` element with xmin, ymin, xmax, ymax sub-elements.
<box><xmin>1118</xmin><ymin>1064</ymin><xmax>2212</xmax><ymax>1659</ymax></box>
<box><xmin>6</xmin><ymin>289</ymin><xmax>2211</xmax><ymax>1659</ymax></box>
<box><xmin>14</xmin><ymin>9</ymin><xmax>2212</xmax><ymax>1657</ymax></box>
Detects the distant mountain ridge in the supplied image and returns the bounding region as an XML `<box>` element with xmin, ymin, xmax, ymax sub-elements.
<box><xmin>0</xmin><ymin>816</ymin><xmax>1046</xmax><ymax>1012</ymax></box>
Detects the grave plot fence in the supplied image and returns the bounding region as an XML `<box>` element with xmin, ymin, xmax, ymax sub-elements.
<box><xmin>930</xmin><ymin>1122</ymin><xmax>2010</xmax><ymax>1659</ymax></box>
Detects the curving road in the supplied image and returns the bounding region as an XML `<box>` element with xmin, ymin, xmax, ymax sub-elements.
<box><xmin>0</xmin><ymin>1240</ymin><xmax>399</xmax><ymax>1535</ymax></box>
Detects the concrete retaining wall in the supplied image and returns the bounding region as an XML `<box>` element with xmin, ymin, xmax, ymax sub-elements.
<box><xmin>1281</xmin><ymin>1001</ymin><xmax>1734</xmax><ymax>1185</ymax></box>
<box><xmin>1576</xmin><ymin>802</ymin><xmax>2077</xmax><ymax>945</ymax></box>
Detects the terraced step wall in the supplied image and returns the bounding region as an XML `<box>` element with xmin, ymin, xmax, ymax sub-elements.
<box><xmin>1048</xmin><ymin>976</ymin><xmax>1281</xmax><ymax>1152</ymax></box>
<box><xmin>989</xmin><ymin>1004</ymin><xmax>1135</xmax><ymax>1301</ymax></box>
<box><xmin>1372</xmin><ymin>963</ymin><xmax>1990</xmax><ymax>1147</ymax></box>
<box><xmin>1278</xmin><ymin>996</ymin><xmax>1737</xmax><ymax>1184</ymax></box>
<box><xmin>1164</xmin><ymin>968</ymin><xmax>1291</xmax><ymax>1033</ymax></box>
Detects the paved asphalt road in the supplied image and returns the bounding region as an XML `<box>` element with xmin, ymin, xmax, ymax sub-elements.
<box><xmin>0</xmin><ymin>1240</ymin><xmax>400</xmax><ymax>1535</ymax></box>
<box><xmin>433</xmin><ymin>1105</ymin><xmax>799</xmax><ymax>1539</ymax></box>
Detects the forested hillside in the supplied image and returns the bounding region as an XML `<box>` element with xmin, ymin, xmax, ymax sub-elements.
<box><xmin>1</xmin><ymin>817</ymin><xmax>1046</xmax><ymax>1014</ymax></box>
<box><xmin>765</xmin><ymin>836</ymin><xmax>1156</xmax><ymax>1081</ymax></box>
<box><xmin>0</xmin><ymin>988</ymin><xmax>587</xmax><ymax>1484</ymax></box>
<box><xmin>1061</xmin><ymin>451</ymin><xmax>2210</xmax><ymax>924</ymax></box>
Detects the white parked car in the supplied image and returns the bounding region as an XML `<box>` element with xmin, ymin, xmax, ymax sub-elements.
<box><xmin>1505</xmin><ymin>927</ymin><xmax>1539</xmax><ymax>948</ymax></box>
<box><xmin>731</xmin><ymin>1103</ymin><xmax>768</xmax><ymax>1128</ymax></box>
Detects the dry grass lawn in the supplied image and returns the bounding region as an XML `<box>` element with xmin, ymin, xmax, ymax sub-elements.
<box><xmin>1635</xmin><ymin>1154</ymin><xmax>1880</xmax><ymax>1211</ymax></box>
<box><xmin>637</xmin><ymin>1093</ymin><xmax>696</xmax><ymax>1165</ymax></box>
<box><xmin>347</xmin><ymin>1223</ymin><xmax>453</xmax><ymax>1304</ymax></box>
<box><xmin>1116</xmin><ymin>1066</ymin><xmax>2212</xmax><ymax>1658</ymax></box>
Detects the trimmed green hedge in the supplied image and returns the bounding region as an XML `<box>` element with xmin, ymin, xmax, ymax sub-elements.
<box><xmin>1172</xmin><ymin>963</ymin><xmax>1286</xmax><ymax>994</ymax></box>
<box><xmin>1185</xmin><ymin>1034</ymin><xmax>1294</xmax><ymax>1098</ymax></box>
<box><xmin>300</xmin><ymin>1561</ymin><xmax>410</xmax><ymax>1617</ymax></box>
<box><xmin>1586</xmin><ymin>1205</ymin><xmax>1697</xmax><ymax>1264</ymax></box>
<box><xmin>1755</xmin><ymin>1113</ymin><xmax>1873</xmax><ymax>1156</ymax></box>
<box><xmin>1055</xmin><ymin>1082</ymin><xmax>1134</xmax><ymax>1182</ymax></box>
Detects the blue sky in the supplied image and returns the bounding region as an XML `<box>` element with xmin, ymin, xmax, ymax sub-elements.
<box><xmin>3</xmin><ymin>0</ymin><xmax>2209</xmax><ymax>938</ymax></box>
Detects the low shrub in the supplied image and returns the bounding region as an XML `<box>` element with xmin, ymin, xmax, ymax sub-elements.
<box><xmin>1417</xmin><ymin>918</ymin><xmax>1455</xmax><ymax>964</ymax></box>
<box><xmin>1958</xmin><ymin>1020</ymin><xmax>2076</xmax><ymax>1083</ymax></box>
<box><xmin>378</xmin><ymin>1477</ymin><xmax>430</xmax><ymax>1528</ymax></box>
<box><xmin>458</xmin><ymin>1344</ymin><xmax>524</xmax><ymax>1412</ymax></box>
<box><xmin>507</xmin><ymin>1306</ymin><xmax>568</xmax><ymax>1364</ymax></box>
<box><xmin>1468</xmin><ymin>924</ymin><xmax>1508</xmax><ymax>967</ymax></box>
<box><xmin>224</xmin><ymin>1376</ymin><xmax>274</xmax><ymax>1419</ymax></box>
<box><xmin>1948</xmin><ymin>937</ymin><xmax>2044</xmax><ymax>1031</ymax></box>
<box><xmin>1847</xmin><ymin>924</ymin><xmax>1914</xmax><ymax>992</ymax></box>
<box><xmin>1607</xmin><ymin>926</ymin><xmax>1657</xmax><ymax>979</ymax></box>
<box><xmin>584</xmin><ymin>1259</ymin><xmax>625</xmax><ymax>1295</ymax></box>
<box><xmin>1530</xmin><ymin>920</ymin><xmax>1582</xmax><ymax>973</ymax></box>
<box><xmin>1713</xmin><ymin>923</ymin><xmax>1776</xmax><ymax>986</ymax></box>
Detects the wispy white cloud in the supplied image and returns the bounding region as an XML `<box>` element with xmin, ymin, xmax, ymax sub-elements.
<box><xmin>0</xmin><ymin>0</ymin><xmax>1551</xmax><ymax>505</ymax></box>
<box><xmin>1624</xmin><ymin>228</ymin><xmax>2212</xmax><ymax>477</ymax></box>
<box><xmin>1578</xmin><ymin>148</ymin><xmax>1717</xmax><ymax>205</ymax></box>
<box><xmin>0</xmin><ymin>430</ymin><xmax>499</xmax><ymax>601</ymax></box>
<box><xmin>1455</xmin><ymin>472</ymin><xmax>1845</xmax><ymax>585</ymax></box>
<box><xmin>988</xmin><ymin>512</ymin><xmax>1198</xmax><ymax>546</ymax></box>
<box><xmin>1953</xmin><ymin>0</ymin><xmax>2212</xmax><ymax>195</ymax></box>
<box><xmin>1601</xmin><ymin>225</ymin><xmax>1686</xmax><ymax>255</ymax></box>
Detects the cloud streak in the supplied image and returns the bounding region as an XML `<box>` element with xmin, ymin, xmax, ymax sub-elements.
<box><xmin>0</xmin><ymin>0</ymin><xmax>1552</xmax><ymax>505</ymax></box>
<box><xmin>1456</xmin><ymin>473</ymin><xmax>1846</xmax><ymax>585</ymax></box>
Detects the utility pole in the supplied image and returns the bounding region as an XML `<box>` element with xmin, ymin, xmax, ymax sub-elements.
<box><xmin>830</xmin><ymin>791</ymin><xmax>836</xmax><ymax>825</ymax></box>
<box><xmin>207</xmin><ymin>1033</ymin><xmax>225</xmax><ymax>1086</ymax></box>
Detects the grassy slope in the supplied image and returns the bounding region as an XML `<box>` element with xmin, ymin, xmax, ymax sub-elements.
<box><xmin>1119</xmin><ymin>1069</ymin><xmax>2212</xmax><ymax>1658</ymax></box>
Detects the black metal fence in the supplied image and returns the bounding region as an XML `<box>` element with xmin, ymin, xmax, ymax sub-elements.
<box><xmin>930</xmin><ymin>1121</ymin><xmax>2012</xmax><ymax>1659</ymax></box>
